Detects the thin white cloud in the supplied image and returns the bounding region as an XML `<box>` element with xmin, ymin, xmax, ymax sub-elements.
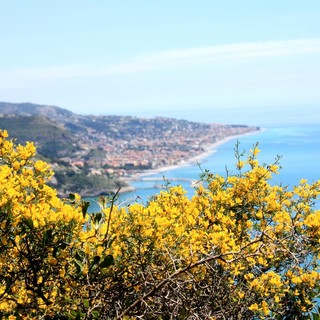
<box><xmin>1</xmin><ymin>38</ymin><xmax>320</xmax><ymax>83</ymax></box>
<box><xmin>146</xmin><ymin>39</ymin><xmax>320</xmax><ymax>61</ymax></box>
<box><xmin>88</xmin><ymin>38</ymin><xmax>319</xmax><ymax>76</ymax></box>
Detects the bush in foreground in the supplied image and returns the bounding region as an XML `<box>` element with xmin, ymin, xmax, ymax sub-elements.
<box><xmin>0</xmin><ymin>130</ymin><xmax>319</xmax><ymax>319</ymax></box>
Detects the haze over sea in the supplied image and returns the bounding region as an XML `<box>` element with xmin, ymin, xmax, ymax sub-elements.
<box><xmin>88</xmin><ymin>106</ymin><xmax>320</xmax><ymax>211</ymax></box>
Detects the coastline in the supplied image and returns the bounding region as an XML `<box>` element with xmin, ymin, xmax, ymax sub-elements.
<box><xmin>125</xmin><ymin>128</ymin><xmax>263</xmax><ymax>184</ymax></box>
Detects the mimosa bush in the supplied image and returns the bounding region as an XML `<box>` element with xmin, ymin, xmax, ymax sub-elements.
<box><xmin>0</xmin><ymin>130</ymin><xmax>319</xmax><ymax>319</ymax></box>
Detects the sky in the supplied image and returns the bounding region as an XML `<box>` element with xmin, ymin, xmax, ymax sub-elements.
<box><xmin>1</xmin><ymin>1</ymin><xmax>320</xmax><ymax>126</ymax></box>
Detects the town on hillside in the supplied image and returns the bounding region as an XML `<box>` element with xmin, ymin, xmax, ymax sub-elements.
<box><xmin>0</xmin><ymin>102</ymin><xmax>260</xmax><ymax>196</ymax></box>
<box><xmin>67</xmin><ymin>118</ymin><xmax>259</xmax><ymax>179</ymax></box>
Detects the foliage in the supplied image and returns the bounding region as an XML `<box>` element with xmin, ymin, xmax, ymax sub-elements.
<box><xmin>52</xmin><ymin>168</ymin><xmax>126</xmax><ymax>197</ymax></box>
<box><xmin>0</xmin><ymin>115</ymin><xmax>79</xmax><ymax>159</ymax></box>
<box><xmin>0</xmin><ymin>130</ymin><xmax>319</xmax><ymax>319</ymax></box>
<box><xmin>0</xmin><ymin>115</ymin><xmax>128</xmax><ymax>197</ymax></box>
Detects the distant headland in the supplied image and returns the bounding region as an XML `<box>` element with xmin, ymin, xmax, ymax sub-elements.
<box><xmin>0</xmin><ymin>102</ymin><xmax>260</xmax><ymax>197</ymax></box>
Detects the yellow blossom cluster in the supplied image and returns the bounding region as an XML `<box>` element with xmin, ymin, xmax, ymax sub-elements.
<box><xmin>0</xmin><ymin>132</ymin><xmax>319</xmax><ymax>319</ymax></box>
<box><xmin>0</xmin><ymin>130</ymin><xmax>85</xmax><ymax>318</ymax></box>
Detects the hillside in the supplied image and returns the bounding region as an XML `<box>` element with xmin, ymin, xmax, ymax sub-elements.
<box><xmin>0</xmin><ymin>102</ymin><xmax>73</xmax><ymax>118</ymax></box>
<box><xmin>0</xmin><ymin>102</ymin><xmax>260</xmax><ymax>197</ymax></box>
<box><xmin>0</xmin><ymin>115</ymin><xmax>79</xmax><ymax>159</ymax></box>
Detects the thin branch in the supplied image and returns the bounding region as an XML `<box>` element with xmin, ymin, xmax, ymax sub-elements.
<box><xmin>117</xmin><ymin>238</ymin><xmax>262</xmax><ymax>319</ymax></box>
<box><xmin>103</xmin><ymin>187</ymin><xmax>121</xmax><ymax>243</ymax></box>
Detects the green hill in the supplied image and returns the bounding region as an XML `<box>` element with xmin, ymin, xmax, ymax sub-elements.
<box><xmin>0</xmin><ymin>106</ymin><xmax>127</xmax><ymax>197</ymax></box>
<box><xmin>0</xmin><ymin>115</ymin><xmax>79</xmax><ymax>159</ymax></box>
<box><xmin>0</xmin><ymin>102</ymin><xmax>259</xmax><ymax>197</ymax></box>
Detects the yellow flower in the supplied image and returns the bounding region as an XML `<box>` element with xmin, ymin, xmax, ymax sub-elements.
<box><xmin>12</xmin><ymin>160</ymin><xmax>21</xmax><ymax>171</ymax></box>
<box><xmin>0</xmin><ymin>129</ymin><xmax>9</xmax><ymax>138</ymax></box>
<box><xmin>245</xmin><ymin>273</ymin><xmax>254</xmax><ymax>280</ymax></box>
<box><xmin>291</xmin><ymin>276</ymin><xmax>302</xmax><ymax>284</ymax></box>
<box><xmin>59</xmin><ymin>268</ymin><xmax>66</xmax><ymax>278</ymax></box>
<box><xmin>261</xmin><ymin>301</ymin><xmax>269</xmax><ymax>315</ymax></box>
<box><xmin>34</xmin><ymin>160</ymin><xmax>49</xmax><ymax>173</ymax></box>
<box><xmin>248</xmin><ymin>303</ymin><xmax>259</xmax><ymax>311</ymax></box>
<box><xmin>48</xmin><ymin>257</ymin><xmax>58</xmax><ymax>265</ymax></box>
<box><xmin>236</xmin><ymin>160</ymin><xmax>245</xmax><ymax>169</ymax></box>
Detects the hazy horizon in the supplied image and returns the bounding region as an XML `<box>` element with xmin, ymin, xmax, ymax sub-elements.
<box><xmin>1</xmin><ymin>1</ymin><xmax>320</xmax><ymax>126</ymax></box>
<box><xmin>2</xmin><ymin>100</ymin><xmax>319</xmax><ymax>128</ymax></box>
<box><xmin>102</xmin><ymin>104</ymin><xmax>320</xmax><ymax>127</ymax></box>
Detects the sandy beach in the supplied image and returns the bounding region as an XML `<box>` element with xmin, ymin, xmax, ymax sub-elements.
<box><xmin>125</xmin><ymin>129</ymin><xmax>262</xmax><ymax>182</ymax></box>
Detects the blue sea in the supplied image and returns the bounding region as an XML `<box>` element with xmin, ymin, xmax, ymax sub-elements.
<box><xmin>87</xmin><ymin>123</ymin><xmax>320</xmax><ymax>211</ymax></box>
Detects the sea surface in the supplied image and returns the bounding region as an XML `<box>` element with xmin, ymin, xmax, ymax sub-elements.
<box><xmin>87</xmin><ymin>123</ymin><xmax>320</xmax><ymax>211</ymax></box>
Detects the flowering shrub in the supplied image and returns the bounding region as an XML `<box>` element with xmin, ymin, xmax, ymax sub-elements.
<box><xmin>0</xmin><ymin>130</ymin><xmax>319</xmax><ymax>319</ymax></box>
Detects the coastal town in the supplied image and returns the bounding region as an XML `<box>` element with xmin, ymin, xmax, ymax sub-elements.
<box><xmin>0</xmin><ymin>102</ymin><xmax>260</xmax><ymax>196</ymax></box>
<box><xmin>61</xmin><ymin>116</ymin><xmax>260</xmax><ymax>180</ymax></box>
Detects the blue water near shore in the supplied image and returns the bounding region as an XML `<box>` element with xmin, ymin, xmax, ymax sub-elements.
<box><xmin>87</xmin><ymin>123</ymin><xmax>320</xmax><ymax>211</ymax></box>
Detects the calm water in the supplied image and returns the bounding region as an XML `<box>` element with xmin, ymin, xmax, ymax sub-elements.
<box><xmin>87</xmin><ymin>124</ymin><xmax>320</xmax><ymax>211</ymax></box>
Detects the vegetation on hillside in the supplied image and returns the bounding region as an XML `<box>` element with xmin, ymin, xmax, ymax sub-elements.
<box><xmin>0</xmin><ymin>102</ymin><xmax>259</xmax><ymax>197</ymax></box>
<box><xmin>0</xmin><ymin>130</ymin><xmax>319</xmax><ymax>319</ymax></box>
<box><xmin>0</xmin><ymin>115</ymin><xmax>127</xmax><ymax>196</ymax></box>
<box><xmin>0</xmin><ymin>115</ymin><xmax>79</xmax><ymax>159</ymax></box>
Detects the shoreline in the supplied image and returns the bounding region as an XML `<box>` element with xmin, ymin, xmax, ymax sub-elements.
<box><xmin>81</xmin><ymin>128</ymin><xmax>263</xmax><ymax>198</ymax></box>
<box><xmin>125</xmin><ymin>128</ymin><xmax>263</xmax><ymax>184</ymax></box>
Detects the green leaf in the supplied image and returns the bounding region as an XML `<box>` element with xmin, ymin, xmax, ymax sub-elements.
<box><xmin>82</xmin><ymin>201</ymin><xmax>90</xmax><ymax>217</ymax></box>
<box><xmin>59</xmin><ymin>241</ymin><xmax>67</xmax><ymax>250</ymax></box>
<box><xmin>74</xmin><ymin>260</ymin><xmax>83</xmax><ymax>277</ymax></box>
<box><xmin>69</xmin><ymin>193</ymin><xmax>75</xmax><ymax>200</ymax></box>
<box><xmin>75</xmin><ymin>313</ymin><xmax>83</xmax><ymax>320</ymax></box>
<box><xmin>91</xmin><ymin>255</ymin><xmax>101</xmax><ymax>266</ymax></box>
<box><xmin>43</xmin><ymin>229</ymin><xmax>53</xmax><ymax>246</ymax></box>
<box><xmin>89</xmin><ymin>255</ymin><xmax>101</xmax><ymax>273</ymax></box>
<box><xmin>75</xmin><ymin>252</ymin><xmax>83</xmax><ymax>261</ymax></box>
<box><xmin>312</xmin><ymin>311</ymin><xmax>320</xmax><ymax>320</ymax></box>
<box><xmin>103</xmin><ymin>235</ymin><xmax>115</xmax><ymax>248</ymax></box>
<box><xmin>92</xmin><ymin>310</ymin><xmax>100</xmax><ymax>318</ymax></box>
<box><xmin>69</xmin><ymin>193</ymin><xmax>76</xmax><ymax>203</ymax></box>
<box><xmin>83</xmin><ymin>299</ymin><xmax>89</xmax><ymax>309</ymax></box>
<box><xmin>94</xmin><ymin>212</ymin><xmax>103</xmax><ymax>225</ymax></box>
<box><xmin>99</xmin><ymin>254</ymin><xmax>114</xmax><ymax>269</ymax></box>
<box><xmin>69</xmin><ymin>310</ymin><xmax>86</xmax><ymax>320</ymax></box>
<box><xmin>23</xmin><ymin>217</ymin><xmax>34</xmax><ymax>229</ymax></box>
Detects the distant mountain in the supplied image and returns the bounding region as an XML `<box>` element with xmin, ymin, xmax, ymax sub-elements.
<box><xmin>0</xmin><ymin>102</ymin><xmax>73</xmax><ymax>118</ymax></box>
<box><xmin>0</xmin><ymin>102</ymin><xmax>127</xmax><ymax>196</ymax></box>
<box><xmin>0</xmin><ymin>102</ymin><xmax>260</xmax><ymax>197</ymax></box>
<box><xmin>0</xmin><ymin>115</ymin><xmax>79</xmax><ymax>159</ymax></box>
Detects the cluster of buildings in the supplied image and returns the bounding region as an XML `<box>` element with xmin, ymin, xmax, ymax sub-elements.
<box><xmin>66</xmin><ymin>119</ymin><xmax>259</xmax><ymax>179</ymax></box>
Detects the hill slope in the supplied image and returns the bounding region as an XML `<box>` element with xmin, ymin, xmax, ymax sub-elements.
<box><xmin>0</xmin><ymin>102</ymin><xmax>259</xmax><ymax>196</ymax></box>
<box><xmin>0</xmin><ymin>115</ymin><xmax>79</xmax><ymax>158</ymax></box>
